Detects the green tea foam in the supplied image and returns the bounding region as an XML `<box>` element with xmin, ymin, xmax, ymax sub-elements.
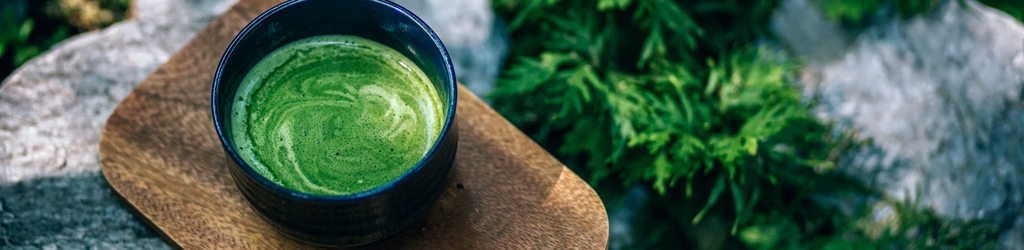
<box><xmin>230</xmin><ymin>35</ymin><xmax>444</xmax><ymax>196</ymax></box>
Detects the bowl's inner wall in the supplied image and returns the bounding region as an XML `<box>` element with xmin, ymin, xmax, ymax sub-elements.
<box><xmin>216</xmin><ymin>0</ymin><xmax>453</xmax><ymax>149</ymax></box>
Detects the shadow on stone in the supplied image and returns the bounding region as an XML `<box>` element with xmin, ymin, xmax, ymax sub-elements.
<box><xmin>0</xmin><ymin>171</ymin><xmax>170</xmax><ymax>249</ymax></box>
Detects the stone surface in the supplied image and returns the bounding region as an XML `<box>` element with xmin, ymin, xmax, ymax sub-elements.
<box><xmin>0</xmin><ymin>172</ymin><xmax>172</xmax><ymax>249</ymax></box>
<box><xmin>0</xmin><ymin>0</ymin><xmax>507</xmax><ymax>248</ymax></box>
<box><xmin>0</xmin><ymin>0</ymin><xmax>237</xmax><ymax>183</ymax></box>
<box><xmin>605</xmin><ymin>185</ymin><xmax>647</xmax><ymax>250</ymax></box>
<box><xmin>773</xmin><ymin>0</ymin><xmax>1024</xmax><ymax>248</ymax></box>
<box><xmin>0</xmin><ymin>0</ymin><xmax>238</xmax><ymax>248</ymax></box>
<box><xmin>769</xmin><ymin>0</ymin><xmax>854</xmax><ymax>64</ymax></box>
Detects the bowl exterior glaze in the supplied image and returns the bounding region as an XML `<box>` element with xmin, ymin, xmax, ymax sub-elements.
<box><xmin>210</xmin><ymin>0</ymin><xmax>458</xmax><ymax>246</ymax></box>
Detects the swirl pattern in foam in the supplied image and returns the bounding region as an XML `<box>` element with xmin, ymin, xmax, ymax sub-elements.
<box><xmin>230</xmin><ymin>35</ymin><xmax>444</xmax><ymax>196</ymax></box>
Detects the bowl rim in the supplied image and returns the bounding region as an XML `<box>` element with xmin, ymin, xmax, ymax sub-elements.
<box><xmin>210</xmin><ymin>0</ymin><xmax>457</xmax><ymax>202</ymax></box>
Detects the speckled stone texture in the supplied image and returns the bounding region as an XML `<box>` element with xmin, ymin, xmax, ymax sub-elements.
<box><xmin>0</xmin><ymin>0</ymin><xmax>238</xmax><ymax>183</ymax></box>
<box><xmin>0</xmin><ymin>0</ymin><xmax>238</xmax><ymax>248</ymax></box>
<box><xmin>0</xmin><ymin>0</ymin><xmax>506</xmax><ymax>248</ymax></box>
<box><xmin>773</xmin><ymin>0</ymin><xmax>1024</xmax><ymax>248</ymax></box>
<box><xmin>0</xmin><ymin>172</ymin><xmax>172</xmax><ymax>249</ymax></box>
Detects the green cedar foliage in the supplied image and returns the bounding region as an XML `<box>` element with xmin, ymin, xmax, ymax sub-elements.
<box><xmin>818</xmin><ymin>0</ymin><xmax>1024</xmax><ymax>24</ymax></box>
<box><xmin>738</xmin><ymin>187</ymin><xmax>1000</xmax><ymax>249</ymax></box>
<box><xmin>492</xmin><ymin>0</ymin><xmax>1002</xmax><ymax>248</ymax></box>
<box><xmin>817</xmin><ymin>0</ymin><xmax>940</xmax><ymax>23</ymax></box>
<box><xmin>0</xmin><ymin>7</ymin><xmax>53</xmax><ymax>67</ymax></box>
<box><xmin>492</xmin><ymin>0</ymin><xmax>835</xmax><ymax>240</ymax></box>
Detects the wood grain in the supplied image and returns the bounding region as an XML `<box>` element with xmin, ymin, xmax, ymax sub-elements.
<box><xmin>97</xmin><ymin>0</ymin><xmax>608</xmax><ymax>249</ymax></box>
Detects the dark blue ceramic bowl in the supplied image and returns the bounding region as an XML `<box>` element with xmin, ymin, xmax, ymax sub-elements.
<box><xmin>210</xmin><ymin>0</ymin><xmax>458</xmax><ymax>246</ymax></box>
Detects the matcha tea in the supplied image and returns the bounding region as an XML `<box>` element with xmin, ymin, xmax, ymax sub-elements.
<box><xmin>230</xmin><ymin>35</ymin><xmax>444</xmax><ymax>196</ymax></box>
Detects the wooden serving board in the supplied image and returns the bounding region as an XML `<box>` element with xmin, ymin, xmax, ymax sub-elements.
<box><xmin>97</xmin><ymin>0</ymin><xmax>608</xmax><ymax>249</ymax></box>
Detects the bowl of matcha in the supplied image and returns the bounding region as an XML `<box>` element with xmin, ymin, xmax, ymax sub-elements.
<box><xmin>210</xmin><ymin>0</ymin><xmax>458</xmax><ymax>246</ymax></box>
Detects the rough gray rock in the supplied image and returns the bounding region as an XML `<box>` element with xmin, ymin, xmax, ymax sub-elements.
<box><xmin>773</xmin><ymin>0</ymin><xmax>1024</xmax><ymax>247</ymax></box>
<box><xmin>0</xmin><ymin>0</ymin><xmax>237</xmax><ymax>248</ymax></box>
<box><xmin>0</xmin><ymin>0</ymin><xmax>237</xmax><ymax>183</ymax></box>
<box><xmin>770</xmin><ymin>0</ymin><xmax>854</xmax><ymax>64</ymax></box>
<box><xmin>0</xmin><ymin>172</ymin><xmax>172</xmax><ymax>249</ymax></box>
<box><xmin>605</xmin><ymin>185</ymin><xmax>648</xmax><ymax>250</ymax></box>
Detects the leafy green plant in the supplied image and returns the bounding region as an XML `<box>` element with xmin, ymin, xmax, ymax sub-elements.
<box><xmin>1</xmin><ymin>0</ymin><xmax>129</xmax><ymax>83</ymax></box>
<box><xmin>46</xmin><ymin>0</ymin><xmax>131</xmax><ymax>31</ymax></box>
<box><xmin>492</xmin><ymin>0</ymin><xmax>1002</xmax><ymax>248</ymax></box>
<box><xmin>1</xmin><ymin>7</ymin><xmax>42</xmax><ymax>66</ymax></box>
<box><xmin>817</xmin><ymin>0</ymin><xmax>940</xmax><ymax>24</ymax></box>
<box><xmin>804</xmin><ymin>188</ymin><xmax>1001</xmax><ymax>250</ymax></box>
<box><xmin>739</xmin><ymin>196</ymin><xmax>1000</xmax><ymax>250</ymax></box>
<box><xmin>818</xmin><ymin>0</ymin><xmax>1024</xmax><ymax>24</ymax></box>
<box><xmin>978</xmin><ymin>0</ymin><xmax>1024</xmax><ymax>21</ymax></box>
<box><xmin>493</xmin><ymin>0</ymin><xmax>835</xmax><ymax>241</ymax></box>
